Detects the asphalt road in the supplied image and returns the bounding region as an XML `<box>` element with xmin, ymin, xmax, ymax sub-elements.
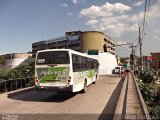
<box><xmin>0</xmin><ymin>75</ymin><xmax>123</xmax><ymax>120</ymax></box>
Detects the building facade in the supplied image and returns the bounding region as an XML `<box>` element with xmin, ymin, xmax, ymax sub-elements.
<box><xmin>32</xmin><ymin>31</ymin><xmax>115</xmax><ymax>57</ymax></box>
<box><xmin>0</xmin><ymin>53</ymin><xmax>32</xmax><ymax>69</ymax></box>
<box><xmin>150</xmin><ymin>52</ymin><xmax>160</xmax><ymax>70</ymax></box>
<box><xmin>142</xmin><ymin>56</ymin><xmax>152</xmax><ymax>68</ymax></box>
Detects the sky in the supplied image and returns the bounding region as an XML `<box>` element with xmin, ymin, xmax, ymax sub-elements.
<box><xmin>0</xmin><ymin>0</ymin><xmax>160</xmax><ymax>57</ymax></box>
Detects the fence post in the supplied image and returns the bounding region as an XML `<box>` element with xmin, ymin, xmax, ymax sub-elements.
<box><xmin>4</xmin><ymin>80</ymin><xmax>7</xmax><ymax>92</ymax></box>
<box><xmin>29</xmin><ymin>77</ymin><xmax>31</xmax><ymax>86</ymax></box>
<box><xmin>15</xmin><ymin>79</ymin><xmax>17</xmax><ymax>90</ymax></box>
<box><xmin>21</xmin><ymin>79</ymin><xmax>22</xmax><ymax>88</ymax></box>
<box><xmin>24</xmin><ymin>78</ymin><xmax>26</xmax><ymax>88</ymax></box>
<box><xmin>11</xmin><ymin>80</ymin><xmax>12</xmax><ymax>91</ymax></box>
<box><xmin>1</xmin><ymin>77</ymin><xmax>34</xmax><ymax>93</ymax></box>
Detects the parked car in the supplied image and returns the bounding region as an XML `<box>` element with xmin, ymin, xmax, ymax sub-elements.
<box><xmin>114</xmin><ymin>66</ymin><xmax>124</xmax><ymax>74</ymax></box>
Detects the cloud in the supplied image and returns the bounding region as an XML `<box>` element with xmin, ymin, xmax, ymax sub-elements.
<box><xmin>132</xmin><ymin>1</ymin><xmax>160</xmax><ymax>22</ymax></box>
<box><xmin>153</xmin><ymin>36</ymin><xmax>159</xmax><ymax>39</ymax></box>
<box><xmin>116</xmin><ymin>41</ymin><xmax>128</xmax><ymax>46</ymax></box>
<box><xmin>86</xmin><ymin>19</ymin><xmax>98</xmax><ymax>25</ymax></box>
<box><xmin>80</xmin><ymin>5</ymin><xmax>103</xmax><ymax>18</ymax></box>
<box><xmin>72</xmin><ymin>0</ymin><xmax>77</xmax><ymax>4</ymax></box>
<box><xmin>79</xmin><ymin>1</ymin><xmax>160</xmax><ymax>38</ymax></box>
<box><xmin>133</xmin><ymin>1</ymin><xmax>143</xmax><ymax>7</ymax></box>
<box><xmin>80</xmin><ymin>2</ymin><xmax>131</xmax><ymax>18</ymax></box>
<box><xmin>72</xmin><ymin>0</ymin><xmax>86</xmax><ymax>4</ymax></box>
<box><xmin>149</xmin><ymin>1</ymin><xmax>160</xmax><ymax>18</ymax></box>
<box><xmin>79</xmin><ymin>2</ymin><xmax>134</xmax><ymax>37</ymax></box>
<box><xmin>67</xmin><ymin>13</ymin><xmax>72</xmax><ymax>16</ymax></box>
<box><xmin>153</xmin><ymin>29</ymin><xmax>160</xmax><ymax>39</ymax></box>
<box><xmin>60</xmin><ymin>3</ymin><xmax>68</xmax><ymax>7</ymax></box>
<box><xmin>115</xmin><ymin>41</ymin><xmax>129</xmax><ymax>50</ymax></box>
<box><xmin>153</xmin><ymin>29</ymin><xmax>160</xmax><ymax>33</ymax></box>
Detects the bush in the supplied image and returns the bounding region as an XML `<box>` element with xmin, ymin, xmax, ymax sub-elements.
<box><xmin>0</xmin><ymin>64</ymin><xmax>34</xmax><ymax>80</ymax></box>
<box><xmin>148</xmin><ymin>105</ymin><xmax>160</xmax><ymax>118</ymax></box>
<box><xmin>140</xmin><ymin>69</ymin><xmax>158</xmax><ymax>83</ymax></box>
<box><xmin>0</xmin><ymin>69</ymin><xmax>9</xmax><ymax>80</ymax></box>
<box><xmin>140</xmin><ymin>83</ymin><xmax>157</xmax><ymax>103</ymax></box>
<box><xmin>137</xmin><ymin>69</ymin><xmax>160</xmax><ymax>118</ymax></box>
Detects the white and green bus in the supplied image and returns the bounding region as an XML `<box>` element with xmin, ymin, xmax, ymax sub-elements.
<box><xmin>35</xmin><ymin>49</ymin><xmax>99</xmax><ymax>93</ymax></box>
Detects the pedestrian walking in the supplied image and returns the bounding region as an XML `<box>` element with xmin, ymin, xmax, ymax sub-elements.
<box><xmin>125</xmin><ymin>61</ymin><xmax>130</xmax><ymax>77</ymax></box>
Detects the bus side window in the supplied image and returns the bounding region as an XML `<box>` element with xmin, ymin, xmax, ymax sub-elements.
<box><xmin>82</xmin><ymin>57</ymin><xmax>85</xmax><ymax>70</ymax></box>
<box><xmin>91</xmin><ymin>60</ymin><xmax>94</xmax><ymax>69</ymax></box>
<box><xmin>86</xmin><ymin>58</ymin><xmax>89</xmax><ymax>69</ymax></box>
<box><xmin>72</xmin><ymin>54</ymin><xmax>76</xmax><ymax>71</ymax></box>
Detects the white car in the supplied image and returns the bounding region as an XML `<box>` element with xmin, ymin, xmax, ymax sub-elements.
<box><xmin>114</xmin><ymin>66</ymin><xmax>124</xmax><ymax>74</ymax></box>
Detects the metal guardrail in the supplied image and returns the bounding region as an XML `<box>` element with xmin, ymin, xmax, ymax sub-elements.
<box><xmin>0</xmin><ymin>77</ymin><xmax>35</xmax><ymax>93</ymax></box>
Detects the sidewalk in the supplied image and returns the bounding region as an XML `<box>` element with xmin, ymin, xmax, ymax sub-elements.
<box><xmin>124</xmin><ymin>73</ymin><xmax>143</xmax><ymax>115</ymax></box>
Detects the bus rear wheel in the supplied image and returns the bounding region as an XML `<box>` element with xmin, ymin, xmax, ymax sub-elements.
<box><xmin>93</xmin><ymin>74</ymin><xmax>97</xmax><ymax>84</ymax></box>
<box><xmin>82</xmin><ymin>80</ymin><xmax>87</xmax><ymax>93</ymax></box>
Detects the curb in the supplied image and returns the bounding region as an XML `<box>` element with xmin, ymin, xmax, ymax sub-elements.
<box><xmin>113</xmin><ymin>76</ymin><xmax>128</xmax><ymax>120</ymax></box>
<box><xmin>132</xmin><ymin>74</ymin><xmax>151</xmax><ymax>120</ymax></box>
<box><xmin>0</xmin><ymin>86</ymin><xmax>35</xmax><ymax>99</ymax></box>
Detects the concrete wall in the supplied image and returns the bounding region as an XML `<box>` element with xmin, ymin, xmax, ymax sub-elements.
<box><xmin>87</xmin><ymin>52</ymin><xmax>117</xmax><ymax>75</ymax></box>
<box><xmin>97</xmin><ymin>53</ymin><xmax>117</xmax><ymax>75</ymax></box>
<box><xmin>0</xmin><ymin>53</ymin><xmax>32</xmax><ymax>69</ymax></box>
<box><xmin>5</xmin><ymin>58</ymin><xmax>27</xmax><ymax>69</ymax></box>
<box><xmin>80</xmin><ymin>31</ymin><xmax>105</xmax><ymax>52</ymax></box>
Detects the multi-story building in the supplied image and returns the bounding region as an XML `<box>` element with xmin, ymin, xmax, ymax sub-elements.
<box><xmin>142</xmin><ymin>56</ymin><xmax>152</xmax><ymax>68</ymax></box>
<box><xmin>150</xmin><ymin>52</ymin><xmax>160</xmax><ymax>70</ymax></box>
<box><xmin>32</xmin><ymin>31</ymin><xmax>115</xmax><ymax>57</ymax></box>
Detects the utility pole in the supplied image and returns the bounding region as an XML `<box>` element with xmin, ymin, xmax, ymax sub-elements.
<box><xmin>131</xmin><ymin>43</ymin><xmax>134</xmax><ymax>71</ymax></box>
<box><xmin>139</xmin><ymin>27</ymin><xmax>143</xmax><ymax>70</ymax></box>
<box><xmin>130</xmin><ymin>43</ymin><xmax>136</xmax><ymax>72</ymax></box>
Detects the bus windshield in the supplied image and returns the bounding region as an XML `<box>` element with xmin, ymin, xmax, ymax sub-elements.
<box><xmin>36</xmin><ymin>51</ymin><xmax>69</xmax><ymax>65</ymax></box>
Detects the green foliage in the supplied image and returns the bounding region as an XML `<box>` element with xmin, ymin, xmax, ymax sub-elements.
<box><xmin>140</xmin><ymin>83</ymin><xmax>157</xmax><ymax>103</ymax></box>
<box><xmin>148</xmin><ymin>105</ymin><xmax>160</xmax><ymax>118</ymax></box>
<box><xmin>137</xmin><ymin>80</ymin><xmax>144</xmax><ymax>90</ymax></box>
<box><xmin>0</xmin><ymin>56</ymin><xmax>6</xmax><ymax>66</ymax></box>
<box><xmin>0</xmin><ymin>62</ymin><xmax>34</xmax><ymax>80</ymax></box>
<box><xmin>0</xmin><ymin>69</ymin><xmax>9</xmax><ymax>80</ymax></box>
<box><xmin>7</xmin><ymin>69</ymin><xmax>19</xmax><ymax>79</ymax></box>
<box><xmin>137</xmin><ymin>69</ymin><xmax>160</xmax><ymax>118</ymax></box>
<box><xmin>120</xmin><ymin>58</ymin><xmax>126</xmax><ymax>65</ymax></box>
<box><xmin>140</xmin><ymin>69</ymin><xmax>158</xmax><ymax>83</ymax></box>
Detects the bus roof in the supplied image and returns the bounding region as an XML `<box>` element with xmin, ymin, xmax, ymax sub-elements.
<box><xmin>37</xmin><ymin>49</ymin><xmax>98</xmax><ymax>60</ymax></box>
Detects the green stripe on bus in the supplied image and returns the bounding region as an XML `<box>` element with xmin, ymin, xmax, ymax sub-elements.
<box><xmin>36</xmin><ymin>67</ymin><xmax>69</xmax><ymax>83</ymax></box>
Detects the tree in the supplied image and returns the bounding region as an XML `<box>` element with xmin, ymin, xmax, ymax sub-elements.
<box><xmin>0</xmin><ymin>62</ymin><xmax>34</xmax><ymax>80</ymax></box>
<box><xmin>0</xmin><ymin>56</ymin><xmax>6</xmax><ymax>67</ymax></box>
<box><xmin>120</xmin><ymin>58</ymin><xmax>126</xmax><ymax>65</ymax></box>
<box><xmin>137</xmin><ymin>69</ymin><xmax>160</xmax><ymax>118</ymax></box>
<box><xmin>0</xmin><ymin>69</ymin><xmax>9</xmax><ymax>80</ymax></box>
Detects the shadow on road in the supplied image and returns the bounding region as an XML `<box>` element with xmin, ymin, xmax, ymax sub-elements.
<box><xmin>98</xmin><ymin>76</ymin><xmax>125</xmax><ymax>120</ymax></box>
<box><xmin>100</xmin><ymin>74</ymin><xmax>123</xmax><ymax>78</ymax></box>
<box><xmin>9</xmin><ymin>90</ymin><xmax>77</xmax><ymax>103</ymax></box>
<box><xmin>43</xmin><ymin>92</ymin><xmax>77</xmax><ymax>102</ymax></box>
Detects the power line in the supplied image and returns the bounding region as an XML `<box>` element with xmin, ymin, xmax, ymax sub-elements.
<box><xmin>132</xmin><ymin>38</ymin><xmax>138</xmax><ymax>44</ymax></box>
<box><xmin>128</xmin><ymin>0</ymin><xmax>133</xmax><ymax>43</ymax></box>
<box><xmin>142</xmin><ymin>0</ymin><xmax>147</xmax><ymax>37</ymax></box>
<box><xmin>142</xmin><ymin>0</ymin><xmax>150</xmax><ymax>39</ymax></box>
<box><xmin>144</xmin><ymin>0</ymin><xmax>150</xmax><ymax>36</ymax></box>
